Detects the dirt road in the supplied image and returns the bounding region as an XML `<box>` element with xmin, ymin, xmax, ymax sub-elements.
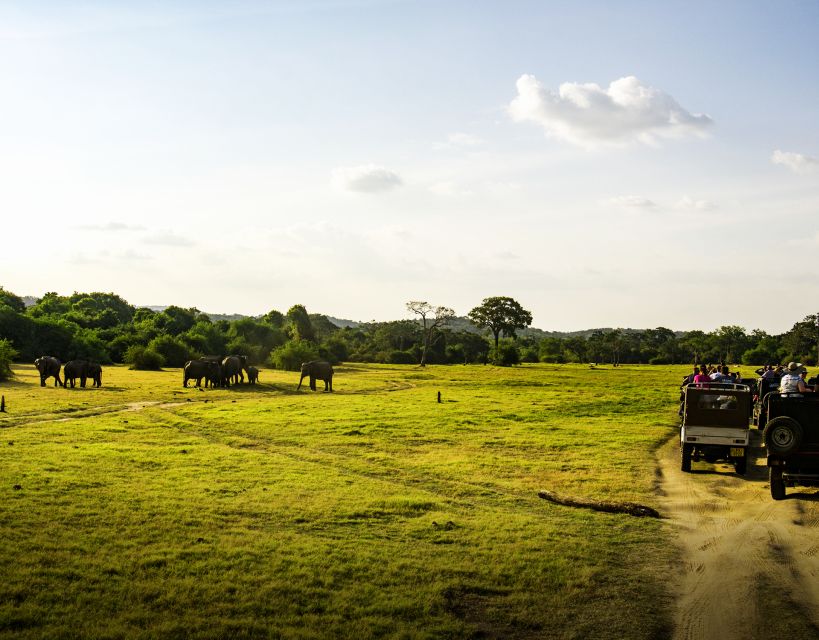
<box><xmin>658</xmin><ymin>432</ymin><xmax>819</xmax><ymax>640</ymax></box>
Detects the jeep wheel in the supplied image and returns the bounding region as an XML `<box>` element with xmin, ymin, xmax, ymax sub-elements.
<box><xmin>770</xmin><ymin>467</ymin><xmax>785</xmax><ymax>500</ymax></box>
<box><xmin>734</xmin><ymin>454</ymin><xmax>747</xmax><ymax>476</ymax></box>
<box><xmin>681</xmin><ymin>443</ymin><xmax>693</xmax><ymax>472</ymax></box>
<box><xmin>763</xmin><ymin>417</ymin><xmax>803</xmax><ymax>455</ymax></box>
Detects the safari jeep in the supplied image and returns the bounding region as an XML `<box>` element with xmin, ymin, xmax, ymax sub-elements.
<box><xmin>753</xmin><ymin>377</ymin><xmax>781</xmax><ymax>430</ymax></box>
<box><xmin>764</xmin><ymin>393</ymin><xmax>819</xmax><ymax>500</ymax></box>
<box><xmin>680</xmin><ymin>383</ymin><xmax>752</xmax><ymax>475</ymax></box>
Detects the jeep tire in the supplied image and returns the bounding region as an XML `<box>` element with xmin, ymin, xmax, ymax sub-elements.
<box><xmin>734</xmin><ymin>453</ymin><xmax>747</xmax><ymax>476</ymax></box>
<box><xmin>770</xmin><ymin>467</ymin><xmax>785</xmax><ymax>501</ymax></box>
<box><xmin>763</xmin><ymin>417</ymin><xmax>803</xmax><ymax>455</ymax></box>
<box><xmin>681</xmin><ymin>443</ymin><xmax>693</xmax><ymax>472</ymax></box>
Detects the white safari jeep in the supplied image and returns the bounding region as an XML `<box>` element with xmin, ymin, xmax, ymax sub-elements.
<box><xmin>680</xmin><ymin>383</ymin><xmax>752</xmax><ymax>475</ymax></box>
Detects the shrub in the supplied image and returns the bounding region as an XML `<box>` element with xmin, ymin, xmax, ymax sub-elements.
<box><xmin>0</xmin><ymin>339</ymin><xmax>18</xmax><ymax>381</ymax></box>
<box><xmin>445</xmin><ymin>344</ymin><xmax>465</xmax><ymax>364</ymax></box>
<box><xmin>322</xmin><ymin>337</ymin><xmax>349</xmax><ymax>364</ymax></box>
<box><xmin>67</xmin><ymin>329</ymin><xmax>112</xmax><ymax>363</ymax></box>
<box><xmin>148</xmin><ymin>334</ymin><xmax>192</xmax><ymax>368</ymax></box>
<box><xmin>493</xmin><ymin>342</ymin><xmax>520</xmax><ymax>366</ymax></box>
<box><xmin>269</xmin><ymin>341</ymin><xmax>320</xmax><ymax>372</ymax></box>
<box><xmin>386</xmin><ymin>350</ymin><xmax>417</xmax><ymax>365</ymax></box>
<box><xmin>124</xmin><ymin>345</ymin><xmax>165</xmax><ymax>370</ymax></box>
<box><xmin>540</xmin><ymin>354</ymin><xmax>565</xmax><ymax>364</ymax></box>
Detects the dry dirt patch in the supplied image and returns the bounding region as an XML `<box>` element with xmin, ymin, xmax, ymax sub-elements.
<box><xmin>658</xmin><ymin>433</ymin><xmax>819</xmax><ymax>640</ymax></box>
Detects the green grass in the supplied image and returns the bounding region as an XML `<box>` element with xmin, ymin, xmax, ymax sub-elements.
<box><xmin>0</xmin><ymin>363</ymin><xmax>685</xmax><ymax>638</ymax></box>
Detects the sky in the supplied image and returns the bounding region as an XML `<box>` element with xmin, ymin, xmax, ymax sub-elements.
<box><xmin>1</xmin><ymin>0</ymin><xmax>818</xmax><ymax>333</ymax></box>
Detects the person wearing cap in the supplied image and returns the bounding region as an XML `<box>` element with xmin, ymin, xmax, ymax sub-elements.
<box><xmin>780</xmin><ymin>362</ymin><xmax>813</xmax><ymax>394</ymax></box>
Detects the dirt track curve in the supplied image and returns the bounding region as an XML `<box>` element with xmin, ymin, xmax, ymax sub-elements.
<box><xmin>658</xmin><ymin>432</ymin><xmax>819</xmax><ymax>640</ymax></box>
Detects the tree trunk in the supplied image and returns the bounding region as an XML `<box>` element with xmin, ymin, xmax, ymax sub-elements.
<box><xmin>420</xmin><ymin>316</ymin><xmax>429</xmax><ymax>367</ymax></box>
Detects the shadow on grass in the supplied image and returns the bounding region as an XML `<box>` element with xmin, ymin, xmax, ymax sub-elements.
<box><xmin>61</xmin><ymin>386</ymin><xmax>128</xmax><ymax>393</ymax></box>
<box><xmin>0</xmin><ymin>377</ymin><xmax>39</xmax><ymax>390</ymax></box>
<box><xmin>218</xmin><ymin>382</ymin><xmax>304</xmax><ymax>396</ymax></box>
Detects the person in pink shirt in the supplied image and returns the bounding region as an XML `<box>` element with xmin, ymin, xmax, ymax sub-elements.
<box><xmin>693</xmin><ymin>365</ymin><xmax>711</xmax><ymax>386</ymax></box>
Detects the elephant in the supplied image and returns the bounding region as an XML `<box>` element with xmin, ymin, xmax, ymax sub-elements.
<box><xmin>246</xmin><ymin>366</ymin><xmax>259</xmax><ymax>385</ymax></box>
<box><xmin>34</xmin><ymin>356</ymin><xmax>63</xmax><ymax>387</ymax></box>
<box><xmin>63</xmin><ymin>360</ymin><xmax>102</xmax><ymax>388</ymax></box>
<box><xmin>85</xmin><ymin>362</ymin><xmax>103</xmax><ymax>387</ymax></box>
<box><xmin>221</xmin><ymin>355</ymin><xmax>248</xmax><ymax>385</ymax></box>
<box><xmin>184</xmin><ymin>359</ymin><xmax>223</xmax><ymax>388</ymax></box>
<box><xmin>298</xmin><ymin>360</ymin><xmax>333</xmax><ymax>392</ymax></box>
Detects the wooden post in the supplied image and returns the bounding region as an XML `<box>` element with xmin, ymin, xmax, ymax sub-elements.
<box><xmin>0</xmin><ymin>395</ymin><xmax>5</xmax><ymax>412</ymax></box>
<box><xmin>437</xmin><ymin>391</ymin><xmax>441</xmax><ymax>403</ymax></box>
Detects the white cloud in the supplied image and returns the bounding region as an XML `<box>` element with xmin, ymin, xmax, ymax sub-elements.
<box><xmin>68</xmin><ymin>249</ymin><xmax>151</xmax><ymax>265</ymax></box>
<box><xmin>142</xmin><ymin>232</ymin><xmax>194</xmax><ymax>247</ymax></box>
<box><xmin>675</xmin><ymin>196</ymin><xmax>717</xmax><ymax>211</ymax></box>
<box><xmin>447</xmin><ymin>132</ymin><xmax>484</xmax><ymax>146</ymax></box>
<box><xmin>509</xmin><ymin>74</ymin><xmax>712</xmax><ymax>147</ymax></box>
<box><xmin>429</xmin><ymin>181</ymin><xmax>474</xmax><ymax>197</ymax></box>
<box><xmin>607</xmin><ymin>195</ymin><xmax>657</xmax><ymax>208</ymax></box>
<box><xmin>433</xmin><ymin>132</ymin><xmax>485</xmax><ymax>151</ymax></box>
<box><xmin>771</xmin><ymin>149</ymin><xmax>819</xmax><ymax>174</ymax></box>
<box><xmin>76</xmin><ymin>222</ymin><xmax>144</xmax><ymax>231</ymax></box>
<box><xmin>331</xmin><ymin>164</ymin><xmax>402</xmax><ymax>193</ymax></box>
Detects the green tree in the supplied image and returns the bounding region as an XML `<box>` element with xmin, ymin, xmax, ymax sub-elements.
<box><xmin>0</xmin><ymin>287</ymin><xmax>26</xmax><ymax>313</ymax></box>
<box><xmin>406</xmin><ymin>301</ymin><xmax>455</xmax><ymax>367</ymax></box>
<box><xmin>0</xmin><ymin>338</ymin><xmax>18</xmax><ymax>381</ymax></box>
<box><xmin>286</xmin><ymin>305</ymin><xmax>315</xmax><ymax>342</ymax></box>
<box><xmin>780</xmin><ymin>315</ymin><xmax>818</xmax><ymax>365</ymax></box>
<box><xmin>373</xmin><ymin>321</ymin><xmax>422</xmax><ymax>353</ymax></box>
<box><xmin>124</xmin><ymin>345</ymin><xmax>164</xmax><ymax>370</ymax></box>
<box><xmin>679</xmin><ymin>330</ymin><xmax>710</xmax><ymax>364</ymax></box>
<box><xmin>269</xmin><ymin>341</ymin><xmax>319</xmax><ymax>371</ymax></box>
<box><xmin>309</xmin><ymin>314</ymin><xmax>339</xmax><ymax>342</ymax></box>
<box><xmin>538</xmin><ymin>337</ymin><xmax>565</xmax><ymax>363</ymax></box>
<box><xmin>713</xmin><ymin>325</ymin><xmax>750</xmax><ymax>364</ymax></box>
<box><xmin>467</xmin><ymin>296</ymin><xmax>532</xmax><ymax>360</ymax></box>
<box><xmin>27</xmin><ymin>292</ymin><xmax>71</xmax><ymax>318</ymax></box>
<box><xmin>156</xmin><ymin>306</ymin><xmax>199</xmax><ymax>336</ymax></box>
<box><xmin>148</xmin><ymin>335</ymin><xmax>192</xmax><ymax>367</ymax></box>
<box><xmin>262</xmin><ymin>309</ymin><xmax>285</xmax><ymax>328</ymax></box>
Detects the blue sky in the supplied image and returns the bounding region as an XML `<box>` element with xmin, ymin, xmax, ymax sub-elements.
<box><xmin>1</xmin><ymin>1</ymin><xmax>818</xmax><ymax>332</ymax></box>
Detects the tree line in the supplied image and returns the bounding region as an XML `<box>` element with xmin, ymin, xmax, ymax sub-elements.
<box><xmin>0</xmin><ymin>287</ymin><xmax>817</xmax><ymax>382</ymax></box>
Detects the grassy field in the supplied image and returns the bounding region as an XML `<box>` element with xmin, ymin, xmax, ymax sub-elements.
<box><xmin>1</xmin><ymin>362</ymin><xmax>686</xmax><ymax>639</ymax></box>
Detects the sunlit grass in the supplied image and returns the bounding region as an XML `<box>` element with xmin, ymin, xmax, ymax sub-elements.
<box><xmin>0</xmin><ymin>363</ymin><xmax>685</xmax><ymax>638</ymax></box>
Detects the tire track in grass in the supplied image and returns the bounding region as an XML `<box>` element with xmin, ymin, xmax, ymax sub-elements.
<box><xmin>0</xmin><ymin>378</ymin><xmax>417</xmax><ymax>430</ymax></box>
<box><xmin>658</xmin><ymin>433</ymin><xmax>819</xmax><ymax>640</ymax></box>
<box><xmin>147</xmin><ymin>403</ymin><xmax>606</xmax><ymax>521</ymax></box>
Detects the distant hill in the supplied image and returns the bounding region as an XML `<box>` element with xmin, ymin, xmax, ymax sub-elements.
<box><xmin>139</xmin><ymin>307</ymin><xmax>676</xmax><ymax>338</ymax></box>
<box><xmin>142</xmin><ymin>306</ymin><xmax>249</xmax><ymax>323</ymax></box>
<box><xmin>326</xmin><ymin>316</ymin><xmax>361</xmax><ymax>329</ymax></box>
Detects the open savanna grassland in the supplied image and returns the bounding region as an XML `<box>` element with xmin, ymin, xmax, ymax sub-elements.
<box><xmin>1</xmin><ymin>363</ymin><xmax>687</xmax><ymax>639</ymax></box>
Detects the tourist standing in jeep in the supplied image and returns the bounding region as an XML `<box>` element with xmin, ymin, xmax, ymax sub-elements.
<box><xmin>780</xmin><ymin>362</ymin><xmax>813</xmax><ymax>394</ymax></box>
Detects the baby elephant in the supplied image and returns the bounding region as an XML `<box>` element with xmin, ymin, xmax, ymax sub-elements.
<box><xmin>64</xmin><ymin>360</ymin><xmax>102</xmax><ymax>388</ymax></box>
<box><xmin>246</xmin><ymin>366</ymin><xmax>259</xmax><ymax>385</ymax></box>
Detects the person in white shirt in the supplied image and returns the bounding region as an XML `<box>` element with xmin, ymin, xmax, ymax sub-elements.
<box><xmin>780</xmin><ymin>362</ymin><xmax>812</xmax><ymax>393</ymax></box>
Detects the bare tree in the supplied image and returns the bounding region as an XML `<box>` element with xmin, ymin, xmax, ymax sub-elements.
<box><xmin>406</xmin><ymin>301</ymin><xmax>455</xmax><ymax>367</ymax></box>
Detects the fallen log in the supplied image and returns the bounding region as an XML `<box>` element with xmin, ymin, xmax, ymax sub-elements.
<box><xmin>538</xmin><ymin>489</ymin><xmax>660</xmax><ymax>518</ymax></box>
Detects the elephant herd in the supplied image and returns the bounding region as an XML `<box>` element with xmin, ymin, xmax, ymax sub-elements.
<box><xmin>33</xmin><ymin>355</ymin><xmax>334</xmax><ymax>393</ymax></box>
<box><xmin>183</xmin><ymin>355</ymin><xmax>260</xmax><ymax>388</ymax></box>
<box><xmin>34</xmin><ymin>356</ymin><xmax>103</xmax><ymax>389</ymax></box>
